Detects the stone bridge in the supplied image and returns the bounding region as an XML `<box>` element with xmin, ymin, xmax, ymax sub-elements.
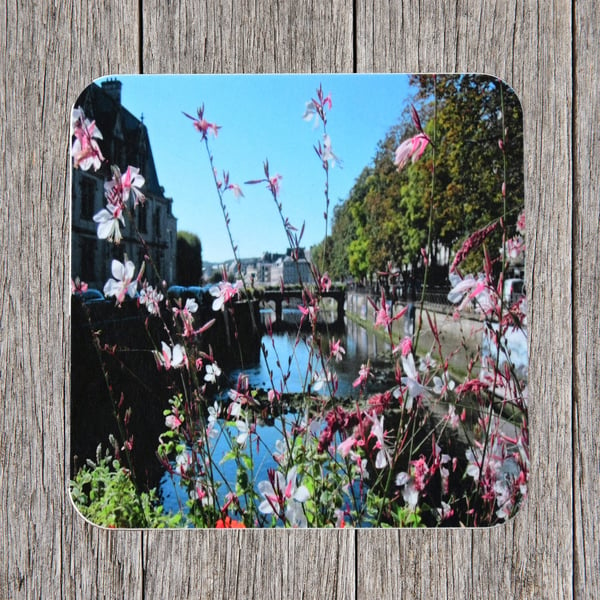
<box><xmin>260</xmin><ymin>288</ymin><xmax>346</xmax><ymax>328</ymax></box>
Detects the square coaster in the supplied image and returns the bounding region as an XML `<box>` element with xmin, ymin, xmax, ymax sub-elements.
<box><xmin>70</xmin><ymin>73</ymin><xmax>527</xmax><ymax>528</ymax></box>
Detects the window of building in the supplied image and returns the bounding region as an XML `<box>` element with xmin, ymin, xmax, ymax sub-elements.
<box><xmin>137</xmin><ymin>202</ymin><xmax>147</xmax><ymax>233</ymax></box>
<box><xmin>153</xmin><ymin>207</ymin><xmax>161</xmax><ymax>239</ymax></box>
<box><xmin>80</xmin><ymin>177</ymin><xmax>97</xmax><ymax>220</ymax></box>
<box><xmin>80</xmin><ymin>237</ymin><xmax>96</xmax><ymax>281</ymax></box>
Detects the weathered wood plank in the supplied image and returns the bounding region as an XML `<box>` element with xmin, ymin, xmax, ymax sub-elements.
<box><xmin>142</xmin><ymin>0</ymin><xmax>353</xmax><ymax>74</ymax></box>
<box><xmin>4</xmin><ymin>1</ymin><xmax>596</xmax><ymax>599</ymax></box>
<box><xmin>139</xmin><ymin>2</ymin><xmax>356</xmax><ymax>600</ymax></box>
<box><xmin>573</xmin><ymin>0</ymin><xmax>600</xmax><ymax>597</ymax></box>
<box><xmin>355</xmin><ymin>1</ymin><xmax>573</xmax><ymax>598</ymax></box>
<box><xmin>0</xmin><ymin>1</ymin><xmax>143</xmax><ymax>598</ymax></box>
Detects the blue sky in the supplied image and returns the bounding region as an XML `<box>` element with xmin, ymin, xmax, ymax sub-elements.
<box><xmin>95</xmin><ymin>74</ymin><xmax>416</xmax><ymax>263</ymax></box>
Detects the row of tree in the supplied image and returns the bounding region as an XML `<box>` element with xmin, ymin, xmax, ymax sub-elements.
<box><xmin>311</xmin><ymin>75</ymin><xmax>524</xmax><ymax>285</ymax></box>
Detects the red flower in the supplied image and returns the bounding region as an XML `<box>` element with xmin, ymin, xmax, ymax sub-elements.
<box><xmin>215</xmin><ymin>516</ymin><xmax>246</xmax><ymax>529</ymax></box>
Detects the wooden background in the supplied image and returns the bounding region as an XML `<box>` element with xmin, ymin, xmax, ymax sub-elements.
<box><xmin>1</xmin><ymin>1</ymin><xmax>597</xmax><ymax>598</ymax></box>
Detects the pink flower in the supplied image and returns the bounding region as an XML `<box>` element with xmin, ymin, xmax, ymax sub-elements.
<box><xmin>227</xmin><ymin>183</ymin><xmax>244</xmax><ymax>198</ymax></box>
<box><xmin>298</xmin><ymin>302</ymin><xmax>319</xmax><ymax>325</ymax></box>
<box><xmin>392</xmin><ymin>336</ymin><xmax>413</xmax><ymax>357</ymax></box>
<box><xmin>394</xmin><ymin>133</ymin><xmax>430</xmax><ymax>171</ymax></box>
<box><xmin>103</xmin><ymin>258</ymin><xmax>138</xmax><ymax>305</ymax></box>
<box><xmin>209</xmin><ymin>280</ymin><xmax>242</xmax><ymax>311</ymax></box>
<box><xmin>71</xmin><ymin>277</ymin><xmax>88</xmax><ymax>293</ymax></box>
<box><xmin>330</xmin><ymin>338</ymin><xmax>345</xmax><ymax>362</ymax></box>
<box><xmin>165</xmin><ymin>414</ymin><xmax>182</xmax><ymax>429</ymax></box>
<box><xmin>516</xmin><ymin>210</ymin><xmax>526</xmax><ymax>235</ymax></box>
<box><xmin>353</xmin><ymin>363</ymin><xmax>371</xmax><ymax>388</ymax></box>
<box><xmin>302</xmin><ymin>85</ymin><xmax>332</xmax><ymax>126</ymax></box>
<box><xmin>71</xmin><ymin>107</ymin><xmax>105</xmax><ymax>171</ymax></box>
<box><xmin>505</xmin><ymin>236</ymin><xmax>525</xmax><ymax>261</ymax></box>
<box><xmin>337</xmin><ymin>435</ymin><xmax>357</xmax><ymax>458</ymax></box>
<box><xmin>371</xmin><ymin>290</ymin><xmax>407</xmax><ymax>329</ymax></box>
<box><xmin>268</xmin><ymin>174</ymin><xmax>282</xmax><ymax>195</ymax></box>
<box><xmin>320</xmin><ymin>273</ymin><xmax>332</xmax><ymax>292</ymax></box>
<box><xmin>105</xmin><ymin>165</ymin><xmax>146</xmax><ymax>208</ymax></box>
<box><xmin>184</xmin><ymin>105</ymin><xmax>220</xmax><ymax>139</ymax></box>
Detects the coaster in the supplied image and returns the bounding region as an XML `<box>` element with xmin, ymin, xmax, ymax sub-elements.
<box><xmin>70</xmin><ymin>74</ymin><xmax>527</xmax><ymax>528</ymax></box>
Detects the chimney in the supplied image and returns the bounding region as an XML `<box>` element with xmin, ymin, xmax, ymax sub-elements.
<box><xmin>101</xmin><ymin>79</ymin><xmax>122</xmax><ymax>105</ymax></box>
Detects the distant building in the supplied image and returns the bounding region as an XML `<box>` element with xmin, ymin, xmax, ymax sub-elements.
<box><xmin>270</xmin><ymin>248</ymin><xmax>312</xmax><ymax>285</ymax></box>
<box><xmin>71</xmin><ymin>79</ymin><xmax>177</xmax><ymax>290</ymax></box>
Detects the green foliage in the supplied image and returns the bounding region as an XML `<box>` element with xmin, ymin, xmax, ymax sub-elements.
<box><xmin>70</xmin><ymin>445</ymin><xmax>182</xmax><ymax>528</ymax></box>
<box><xmin>325</xmin><ymin>74</ymin><xmax>524</xmax><ymax>281</ymax></box>
<box><xmin>177</xmin><ymin>230</ymin><xmax>203</xmax><ymax>285</ymax></box>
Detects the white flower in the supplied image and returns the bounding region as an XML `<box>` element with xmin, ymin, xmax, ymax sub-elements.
<box><xmin>209</xmin><ymin>280</ymin><xmax>242</xmax><ymax>311</ymax></box>
<box><xmin>396</xmin><ymin>471</ymin><xmax>419</xmax><ymax>509</ymax></box>
<box><xmin>93</xmin><ymin>203</ymin><xmax>125</xmax><ymax>243</ymax></box>
<box><xmin>103</xmin><ymin>259</ymin><xmax>137</xmax><ymax>305</ymax></box>
<box><xmin>235</xmin><ymin>420</ymin><xmax>250</xmax><ymax>448</ymax></box>
<box><xmin>175</xmin><ymin>450</ymin><xmax>192</xmax><ymax>475</ymax></box>
<box><xmin>400</xmin><ymin>353</ymin><xmax>431</xmax><ymax>410</ymax></box>
<box><xmin>204</xmin><ymin>363</ymin><xmax>222</xmax><ymax>383</ymax></box>
<box><xmin>139</xmin><ymin>284</ymin><xmax>164</xmax><ymax>315</ymax></box>
<box><xmin>258</xmin><ymin>466</ymin><xmax>310</xmax><ymax>525</ymax></box>
<box><xmin>154</xmin><ymin>342</ymin><xmax>187</xmax><ymax>370</ymax></box>
<box><xmin>184</xmin><ymin>297</ymin><xmax>198</xmax><ymax>313</ymax></box>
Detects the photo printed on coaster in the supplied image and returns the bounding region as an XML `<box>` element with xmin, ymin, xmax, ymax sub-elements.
<box><xmin>69</xmin><ymin>74</ymin><xmax>527</xmax><ymax>529</ymax></box>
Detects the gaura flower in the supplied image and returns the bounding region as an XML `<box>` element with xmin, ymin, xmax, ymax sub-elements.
<box><xmin>353</xmin><ymin>363</ymin><xmax>371</xmax><ymax>388</ymax></box>
<box><xmin>105</xmin><ymin>165</ymin><xmax>146</xmax><ymax>208</ymax></box>
<box><xmin>103</xmin><ymin>258</ymin><xmax>138</xmax><ymax>305</ymax></box>
<box><xmin>209</xmin><ymin>280</ymin><xmax>243</xmax><ymax>311</ymax></box>
<box><xmin>398</xmin><ymin>353</ymin><xmax>431</xmax><ymax>411</ymax></box>
<box><xmin>165</xmin><ymin>414</ymin><xmax>182</xmax><ymax>429</ymax></box>
<box><xmin>139</xmin><ymin>284</ymin><xmax>164</xmax><ymax>315</ymax></box>
<box><xmin>258</xmin><ymin>466</ymin><xmax>310</xmax><ymax>527</ymax></box>
<box><xmin>204</xmin><ymin>362</ymin><xmax>222</xmax><ymax>384</ymax></box>
<box><xmin>93</xmin><ymin>202</ymin><xmax>125</xmax><ymax>243</ymax></box>
<box><xmin>154</xmin><ymin>341</ymin><xmax>188</xmax><ymax>370</ymax></box>
<box><xmin>394</xmin><ymin>133</ymin><xmax>430</xmax><ymax>171</ymax></box>
<box><xmin>330</xmin><ymin>338</ymin><xmax>345</xmax><ymax>362</ymax></box>
<box><xmin>71</xmin><ymin>107</ymin><xmax>105</xmax><ymax>171</ymax></box>
<box><xmin>183</xmin><ymin>105</ymin><xmax>221</xmax><ymax>139</ymax></box>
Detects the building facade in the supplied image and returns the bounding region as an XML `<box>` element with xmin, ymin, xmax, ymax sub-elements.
<box><xmin>71</xmin><ymin>79</ymin><xmax>177</xmax><ymax>290</ymax></box>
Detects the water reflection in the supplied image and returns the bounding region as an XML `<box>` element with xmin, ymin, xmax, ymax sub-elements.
<box><xmin>160</xmin><ymin>309</ymin><xmax>394</xmax><ymax>516</ymax></box>
<box><xmin>233</xmin><ymin>308</ymin><xmax>393</xmax><ymax>397</ymax></box>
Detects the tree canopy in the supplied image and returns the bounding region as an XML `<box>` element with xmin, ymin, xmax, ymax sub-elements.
<box><xmin>176</xmin><ymin>231</ymin><xmax>203</xmax><ymax>285</ymax></box>
<box><xmin>313</xmin><ymin>75</ymin><xmax>524</xmax><ymax>284</ymax></box>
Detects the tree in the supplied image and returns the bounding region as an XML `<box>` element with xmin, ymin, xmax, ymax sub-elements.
<box><xmin>176</xmin><ymin>231</ymin><xmax>203</xmax><ymax>285</ymax></box>
<box><xmin>320</xmin><ymin>75</ymin><xmax>524</xmax><ymax>283</ymax></box>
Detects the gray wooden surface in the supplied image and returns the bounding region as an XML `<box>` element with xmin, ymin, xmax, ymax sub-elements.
<box><xmin>0</xmin><ymin>1</ymin><xmax>596</xmax><ymax>598</ymax></box>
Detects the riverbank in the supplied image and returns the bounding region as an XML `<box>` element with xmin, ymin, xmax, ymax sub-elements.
<box><xmin>344</xmin><ymin>291</ymin><xmax>485</xmax><ymax>380</ymax></box>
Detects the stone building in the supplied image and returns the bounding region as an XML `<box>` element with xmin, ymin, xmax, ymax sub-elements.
<box><xmin>270</xmin><ymin>248</ymin><xmax>313</xmax><ymax>285</ymax></box>
<box><xmin>71</xmin><ymin>79</ymin><xmax>177</xmax><ymax>290</ymax></box>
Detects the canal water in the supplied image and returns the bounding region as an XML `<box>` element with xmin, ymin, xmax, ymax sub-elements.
<box><xmin>160</xmin><ymin>309</ymin><xmax>396</xmax><ymax>517</ymax></box>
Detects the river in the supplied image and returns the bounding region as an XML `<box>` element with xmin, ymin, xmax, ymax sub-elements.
<box><xmin>160</xmin><ymin>308</ymin><xmax>396</xmax><ymax>516</ymax></box>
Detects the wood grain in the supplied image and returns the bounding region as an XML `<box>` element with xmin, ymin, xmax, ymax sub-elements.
<box><xmin>0</xmin><ymin>1</ymin><xmax>143</xmax><ymax>598</ymax></box>
<box><xmin>356</xmin><ymin>1</ymin><xmax>574</xmax><ymax>598</ymax></box>
<box><xmin>140</xmin><ymin>2</ymin><xmax>356</xmax><ymax>600</ymax></box>
<box><xmin>0</xmin><ymin>0</ymin><xmax>596</xmax><ymax>598</ymax></box>
<box><xmin>573</xmin><ymin>0</ymin><xmax>600</xmax><ymax>597</ymax></box>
